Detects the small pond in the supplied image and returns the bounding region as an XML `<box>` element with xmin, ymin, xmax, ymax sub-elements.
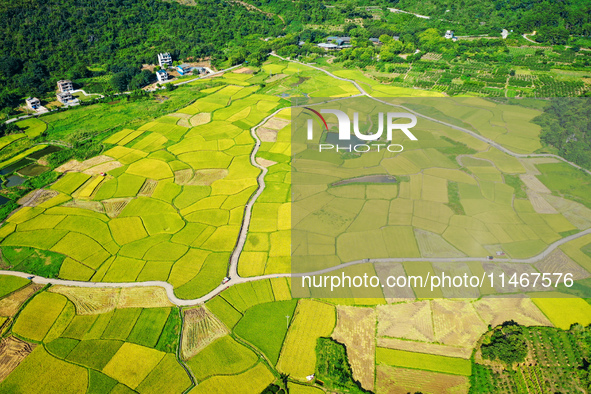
<box><xmin>4</xmin><ymin>174</ymin><xmax>26</xmax><ymax>188</ymax></box>
<box><xmin>332</xmin><ymin>175</ymin><xmax>397</xmax><ymax>186</ymax></box>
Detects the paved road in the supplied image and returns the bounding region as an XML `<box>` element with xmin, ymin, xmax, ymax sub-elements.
<box><xmin>523</xmin><ymin>32</ymin><xmax>538</xmax><ymax>43</ymax></box>
<box><xmin>2</xmin><ymin>55</ymin><xmax>591</xmax><ymax>306</ymax></box>
<box><xmin>2</xmin><ymin>226</ymin><xmax>590</xmax><ymax>306</ymax></box>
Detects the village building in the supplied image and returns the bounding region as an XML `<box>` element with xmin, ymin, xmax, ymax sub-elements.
<box><xmin>57</xmin><ymin>80</ymin><xmax>73</xmax><ymax>93</ymax></box>
<box><xmin>176</xmin><ymin>64</ymin><xmax>192</xmax><ymax>76</ymax></box>
<box><xmin>156</xmin><ymin>69</ymin><xmax>168</xmax><ymax>82</ymax></box>
<box><xmin>445</xmin><ymin>30</ymin><xmax>455</xmax><ymax>39</ymax></box>
<box><xmin>158</xmin><ymin>52</ymin><xmax>173</xmax><ymax>68</ymax></box>
<box><xmin>57</xmin><ymin>91</ymin><xmax>79</xmax><ymax>106</ymax></box>
<box><xmin>25</xmin><ymin>97</ymin><xmax>41</xmax><ymax>111</ymax></box>
<box><xmin>318</xmin><ymin>36</ymin><xmax>352</xmax><ymax>50</ymax></box>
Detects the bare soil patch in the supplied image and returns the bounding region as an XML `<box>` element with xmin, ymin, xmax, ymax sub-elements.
<box><xmin>0</xmin><ymin>337</ymin><xmax>36</xmax><ymax>383</ymax></box>
<box><xmin>257</xmin><ymin>127</ymin><xmax>278</xmax><ymax>142</ymax></box>
<box><xmin>256</xmin><ymin>158</ymin><xmax>277</xmax><ymax>168</ymax></box>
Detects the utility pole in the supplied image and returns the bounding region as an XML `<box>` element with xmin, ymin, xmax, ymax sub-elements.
<box><xmin>285</xmin><ymin>315</ymin><xmax>290</xmax><ymax>329</ymax></box>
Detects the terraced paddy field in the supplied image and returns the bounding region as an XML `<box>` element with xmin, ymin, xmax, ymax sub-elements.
<box><xmin>1</xmin><ymin>59</ymin><xmax>591</xmax><ymax>394</ymax></box>
<box><xmin>290</xmin><ymin>95</ymin><xmax>591</xmax><ymax>292</ymax></box>
<box><xmin>0</xmin><ymin>288</ymin><xmax>190</xmax><ymax>393</ymax></box>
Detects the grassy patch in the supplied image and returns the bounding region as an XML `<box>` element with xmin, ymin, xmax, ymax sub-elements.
<box><xmin>504</xmin><ymin>174</ymin><xmax>527</xmax><ymax>199</ymax></box>
<box><xmin>234</xmin><ymin>299</ymin><xmax>297</xmax><ymax>365</ymax></box>
<box><xmin>1</xmin><ymin>246</ymin><xmax>66</xmax><ymax>278</ymax></box>
<box><xmin>315</xmin><ymin>337</ymin><xmax>367</xmax><ymax>393</ymax></box>
<box><xmin>536</xmin><ymin>163</ymin><xmax>591</xmax><ymax>208</ymax></box>
<box><xmin>446</xmin><ymin>181</ymin><xmax>465</xmax><ymax>215</ymax></box>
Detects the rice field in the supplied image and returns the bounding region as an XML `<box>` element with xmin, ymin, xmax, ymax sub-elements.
<box><xmin>331</xmin><ymin>306</ymin><xmax>376</xmax><ymax>391</ymax></box>
<box><xmin>532</xmin><ymin>295</ymin><xmax>591</xmax><ymax>329</ymax></box>
<box><xmin>376</xmin><ymin>348</ymin><xmax>472</xmax><ymax>376</ymax></box>
<box><xmin>276</xmin><ymin>299</ymin><xmax>336</xmax><ymax>380</ymax></box>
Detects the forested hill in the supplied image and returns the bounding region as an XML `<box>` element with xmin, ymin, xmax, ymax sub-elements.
<box><xmin>0</xmin><ymin>0</ymin><xmax>281</xmax><ymax>105</ymax></box>
<box><xmin>394</xmin><ymin>0</ymin><xmax>591</xmax><ymax>41</ymax></box>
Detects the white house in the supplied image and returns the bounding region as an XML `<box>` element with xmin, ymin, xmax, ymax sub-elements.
<box><xmin>57</xmin><ymin>80</ymin><xmax>73</xmax><ymax>93</ymax></box>
<box><xmin>25</xmin><ymin>97</ymin><xmax>41</xmax><ymax>111</ymax></box>
<box><xmin>156</xmin><ymin>69</ymin><xmax>168</xmax><ymax>82</ymax></box>
<box><xmin>445</xmin><ymin>30</ymin><xmax>455</xmax><ymax>39</ymax></box>
<box><xmin>158</xmin><ymin>52</ymin><xmax>173</xmax><ymax>68</ymax></box>
<box><xmin>57</xmin><ymin>92</ymin><xmax>79</xmax><ymax>106</ymax></box>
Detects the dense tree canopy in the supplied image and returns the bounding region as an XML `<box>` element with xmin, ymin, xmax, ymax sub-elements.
<box><xmin>481</xmin><ymin>322</ymin><xmax>528</xmax><ymax>366</ymax></box>
<box><xmin>0</xmin><ymin>0</ymin><xmax>281</xmax><ymax>104</ymax></box>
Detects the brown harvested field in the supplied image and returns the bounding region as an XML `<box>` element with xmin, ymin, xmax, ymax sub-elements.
<box><xmin>83</xmin><ymin>161</ymin><xmax>122</xmax><ymax>176</ymax></box>
<box><xmin>377</xmin><ymin>301</ymin><xmax>434</xmax><ymax>341</ymax></box>
<box><xmin>376</xmin><ymin>365</ymin><xmax>469</xmax><ymax>394</ymax></box>
<box><xmin>257</xmin><ymin>127</ymin><xmax>278</xmax><ymax>142</ymax></box>
<box><xmin>0</xmin><ymin>337</ymin><xmax>36</xmax><ymax>382</ymax></box>
<box><xmin>331</xmin><ymin>306</ymin><xmax>376</xmax><ymax>391</ymax></box>
<box><xmin>182</xmin><ymin>307</ymin><xmax>228</xmax><ymax>360</ymax></box>
<box><xmin>544</xmin><ymin>194</ymin><xmax>591</xmax><ymax>229</ymax></box>
<box><xmin>118</xmin><ymin>287</ymin><xmax>173</xmax><ymax>309</ymax></box>
<box><xmin>189</xmin><ymin>169</ymin><xmax>228</xmax><ymax>186</ymax></box>
<box><xmin>50</xmin><ymin>286</ymin><xmax>173</xmax><ymax>314</ymax></box>
<box><xmin>102</xmin><ymin>198</ymin><xmax>132</xmax><ymax>217</ymax></box>
<box><xmin>177</xmin><ymin>118</ymin><xmax>191</xmax><ymax>128</ymax></box>
<box><xmin>169</xmin><ymin>113</ymin><xmax>192</xmax><ymax>119</ymax></box>
<box><xmin>431</xmin><ymin>299</ymin><xmax>488</xmax><ymax>348</ymax></box>
<box><xmin>535</xmin><ymin>249</ymin><xmax>590</xmax><ymax>280</ymax></box>
<box><xmin>138</xmin><ymin>179</ymin><xmax>158</xmax><ymax>197</ymax></box>
<box><xmin>0</xmin><ymin>284</ymin><xmax>44</xmax><ymax>316</ymax></box>
<box><xmin>256</xmin><ymin>158</ymin><xmax>277</xmax><ymax>168</ymax></box>
<box><xmin>55</xmin><ymin>160</ymin><xmax>85</xmax><ymax>173</ymax></box>
<box><xmin>263</xmin><ymin>117</ymin><xmax>290</xmax><ymax>130</ymax></box>
<box><xmin>527</xmin><ymin>190</ymin><xmax>558</xmax><ymax>214</ymax></box>
<box><xmin>415</xmin><ymin>229</ymin><xmax>465</xmax><ymax>258</ymax></box>
<box><xmin>49</xmin><ymin>286</ymin><xmax>119</xmax><ymax>314</ymax></box>
<box><xmin>520</xmin><ymin>174</ymin><xmax>551</xmax><ymax>193</ymax></box>
<box><xmin>174</xmin><ymin>169</ymin><xmax>194</xmax><ymax>185</ymax></box>
<box><xmin>233</xmin><ymin>67</ymin><xmax>254</xmax><ymax>74</ymax></box>
<box><xmin>374</xmin><ymin>263</ymin><xmax>415</xmax><ymax>301</ymax></box>
<box><xmin>17</xmin><ymin>189</ymin><xmax>59</xmax><ymax>207</ymax></box>
<box><xmin>265</xmin><ymin>74</ymin><xmax>288</xmax><ymax>83</ymax></box>
<box><xmin>82</xmin><ymin>155</ymin><xmax>116</xmax><ymax>167</ymax></box>
<box><xmin>377</xmin><ymin>337</ymin><xmax>471</xmax><ymax>359</ymax></box>
<box><xmin>190</xmin><ymin>113</ymin><xmax>211</xmax><ymax>127</ymax></box>
<box><xmin>474</xmin><ymin>297</ymin><xmax>552</xmax><ymax>328</ymax></box>
<box><xmin>63</xmin><ymin>199</ymin><xmax>105</xmax><ymax>213</ymax></box>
